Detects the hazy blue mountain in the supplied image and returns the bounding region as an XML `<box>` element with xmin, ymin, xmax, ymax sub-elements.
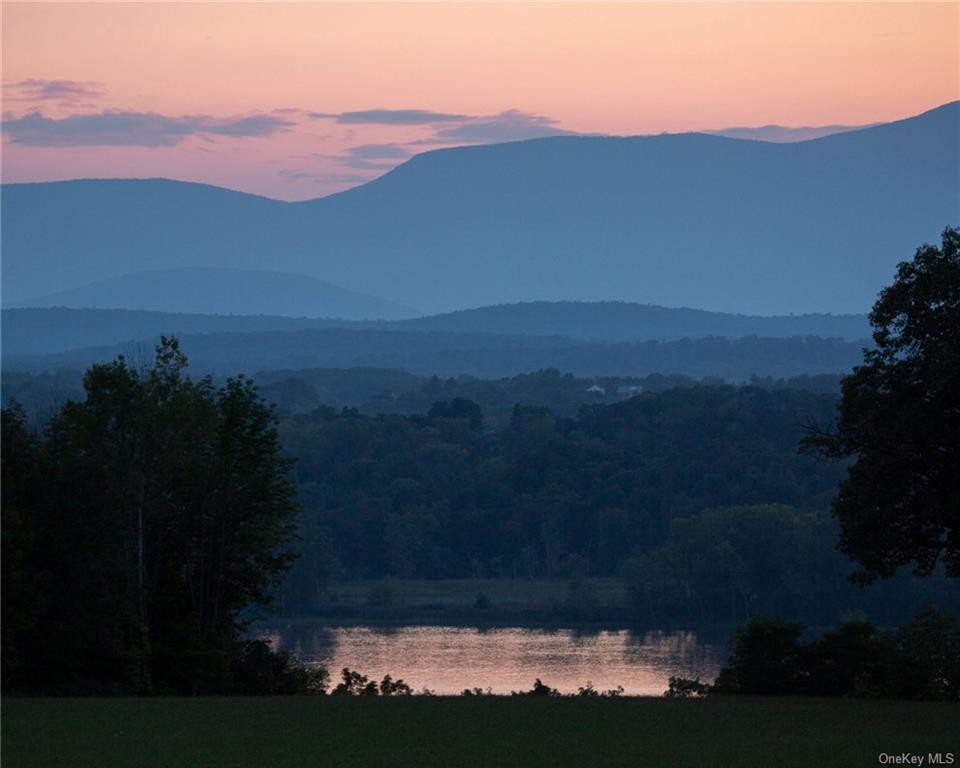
<box><xmin>5</xmin><ymin>326</ymin><xmax>866</xmax><ymax>381</ymax></box>
<box><xmin>3</xmin><ymin>365</ymin><xmax>844</xmax><ymax>425</ymax></box>
<box><xmin>703</xmin><ymin>123</ymin><xmax>875</xmax><ymax>142</ymax></box>
<box><xmin>7</xmin><ymin>267</ymin><xmax>418</xmax><ymax>320</ymax></box>
<box><xmin>2</xmin><ymin>303</ymin><xmax>869</xmax><ymax>357</ymax></box>
<box><xmin>3</xmin><ymin>102</ymin><xmax>956</xmax><ymax>315</ymax></box>
<box><xmin>1</xmin><ymin>307</ymin><xmax>349</xmax><ymax>356</ymax></box>
<box><xmin>391</xmin><ymin>301</ymin><xmax>871</xmax><ymax>342</ymax></box>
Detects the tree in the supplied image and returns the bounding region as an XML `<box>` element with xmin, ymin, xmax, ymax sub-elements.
<box><xmin>1</xmin><ymin>404</ymin><xmax>42</xmax><ymax>688</ymax></box>
<box><xmin>2</xmin><ymin>338</ymin><xmax>299</xmax><ymax>693</ymax></box>
<box><xmin>804</xmin><ymin>227</ymin><xmax>960</xmax><ymax>581</ymax></box>
<box><xmin>712</xmin><ymin>618</ymin><xmax>807</xmax><ymax>695</ymax></box>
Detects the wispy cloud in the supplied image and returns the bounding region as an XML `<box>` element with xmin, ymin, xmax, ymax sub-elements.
<box><xmin>293</xmin><ymin>109</ymin><xmax>578</xmax><ymax>181</ymax></box>
<box><xmin>703</xmin><ymin>123</ymin><xmax>875</xmax><ymax>143</ymax></box>
<box><xmin>339</xmin><ymin>143</ymin><xmax>411</xmax><ymax>169</ymax></box>
<box><xmin>309</xmin><ymin>107</ymin><xmax>573</xmax><ymax>143</ymax></box>
<box><xmin>278</xmin><ymin>168</ymin><xmax>371</xmax><ymax>185</ymax></box>
<box><xmin>2</xmin><ymin>110</ymin><xmax>295</xmax><ymax>147</ymax></box>
<box><xmin>426</xmin><ymin>110</ymin><xmax>575</xmax><ymax>144</ymax></box>
<box><xmin>4</xmin><ymin>79</ymin><xmax>106</xmax><ymax>102</ymax></box>
<box><xmin>346</xmin><ymin>143</ymin><xmax>411</xmax><ymax>159</ymax></box>
<box><xmin>202</xmin><ymin>114</ymin><xmax>294</xmax><ymax>138</ymax></box>
<box><xmin>311</xmin><ymin>108</ymin><xmax>469</xmax><ymax>125</ymax></box>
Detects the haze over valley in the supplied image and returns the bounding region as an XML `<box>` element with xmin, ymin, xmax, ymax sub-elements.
<box><xmin>4</xmin><ymin>102</ymin><xmax>956</xmax><ymax>319</ymax></box>
<box><xmin>3</xmin><ymin>3</ymin><xmax>959</xmax><ymax>756</ymax></box>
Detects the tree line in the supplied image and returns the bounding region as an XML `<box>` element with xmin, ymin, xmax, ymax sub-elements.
<box><xmin>3</xmin><ymin>228</ymin><xmax>956</xmax><ymax>696</ymax></box>
<box><xmin>279</xmin><ymin>385</ymin><xmax>844</xmax><ymax>585</ymax></box>
<box><xmin>2</xmin><ymin>340</ymin><xmax>302</xmax><ymax>694</ymax></box>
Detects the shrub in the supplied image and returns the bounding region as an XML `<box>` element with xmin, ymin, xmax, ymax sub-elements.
<box><xmin>664</xmin><ymin>677</ymin><xmax>711</xmax><ymax>698</ymax></box>
<box><xmin>712</xmin><ymin>618</ymin><xmax>806</xmax><ymax>695</ymax></box>
<box><xmin>232</xmin><ymin>640</ymin><xmax>328</xmax><ymax>695</ymax></box>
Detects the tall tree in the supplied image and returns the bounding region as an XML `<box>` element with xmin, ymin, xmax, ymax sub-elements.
<box><xmin>804</xmin><ymin>227</ymin><xmax>960</xmax><ymax>581</ymax></box>
<box><xmin>1</xmin><ymin>404</ymin><xmax>42</xmax><ymax>688</ymax></box>
<box><xmin>2</xmin><ymin>338</ymin><xmax>299</xmax><ymax>693</ymax></box>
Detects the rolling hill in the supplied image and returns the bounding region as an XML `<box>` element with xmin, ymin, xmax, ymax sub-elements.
<box><xmin>392</xmin><ymin>301</ymin><xmax>871</xmax><ymax>342</ymax></box>
<box><xmin>2</xmin><ymin>101</ymin><xmax>956</xmax><ymax>315</ymax></box>
<box><xmin>6</xmin><ymin>267</ymin><xmax>418</xmax><ymax>320</ymax></box>
<box><xmin>3</xmin><ymin>327</ymin><xmax>866</xmax><ymax>381</ymax></box>
<box><xmin>1</xmin><ymin>303</ymin><xmax>869</xmax><ymax>357</ymax></box>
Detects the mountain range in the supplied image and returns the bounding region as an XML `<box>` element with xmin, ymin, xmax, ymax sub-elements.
<box><xmin>2</xmin><ymin>303</ymin><xmax>870</xmax><ymax>357</ymax></box>
<box><xmin>703</xmin><ymin>123</ymin><xmax>877</xmax><ymax>142</ymax></box>
<box><xmin>3</xmin><ymin>101</ymin><xmax>957</xmax><ymax>317</ymax></box>
<box><xmin>6</xmin><ymin>267</ymin><xmax>418</xmax><ymax>320</ymax></box>
<box><xmin>2</xmin><ymin>301</ymin><xmax>870</xmax><ymax>384</ymax></box>
<box><xmin>4</xmin><ymin>327</ymin><xmax>866</xmax><ymax>382</ymax></box>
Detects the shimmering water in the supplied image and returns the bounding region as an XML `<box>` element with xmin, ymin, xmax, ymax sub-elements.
<box><xmin>260</xmin><ymin>624</ymin><xmax>725</xmax><ymax>696</ymax></box>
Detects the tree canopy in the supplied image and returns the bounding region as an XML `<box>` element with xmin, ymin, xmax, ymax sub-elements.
<box><xmin>804</xmin><ymin>227</ymin><xmax>960</xmax><ymax>581</ymax></box>
<box><xmin>1</xmin><ymin>338</ymin><xmax>299</xmax><ymax>693</ymax></box>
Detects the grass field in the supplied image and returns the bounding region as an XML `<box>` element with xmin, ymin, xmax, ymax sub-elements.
<box><xmin>329</xmin><ymin>577</ymin><xmax>629</xmax><ymax>606</ymax></box>
<box><xmin>304</xmin><ymin>577</ymin><xmax>632</xmax><ymax>625</ymax></box>
<box><xmin>4</xmin><ymin>696</ymin><xmax>957</xmax><ymax>768</ymax></box>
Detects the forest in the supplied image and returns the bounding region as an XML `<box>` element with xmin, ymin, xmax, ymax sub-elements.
<box><xmin>276</xmin><ymin>386</ymin><xmax>957</xmax><ymax>624</ymax></box>
<box><xmin>3</xmin><ymin>229</ymin><xmax>958</xmax><ymax>699</ymax></box>
<box><xmin>282</xmin><ymin>386</ymin><xmax>844</xmax><ymax>581</ymax></box>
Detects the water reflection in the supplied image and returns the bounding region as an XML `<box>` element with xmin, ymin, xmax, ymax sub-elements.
<box><xmin>258</xmin><ymin>624</ymin><xmax>725</xmax><ymax>696</ymax></box>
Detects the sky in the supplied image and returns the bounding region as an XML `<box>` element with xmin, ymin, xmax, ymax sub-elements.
<box><xmin>2</xmin><ymin>2</ymin><xmax>958</xmax><ymax>201</ymax></box>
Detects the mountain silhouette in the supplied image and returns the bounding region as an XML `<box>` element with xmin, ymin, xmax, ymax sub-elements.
<box><xmin>3</xmin><ymin>101</ymin><xmax>956</xmax><ymax>315</ymax></box>
<box><xmin>2</xmin><ymin>303</ymin><xmax>869</xmax><ymax>357</ymax></box>
<box><xmin>392</xmin><ymin>301</ymin><xmax>870</xmax><ymax>342</ymax></box>
<box><xmin>7</xmin><ymin>267</ymin><xmax>418</xmax><ymax>320</ymax></box>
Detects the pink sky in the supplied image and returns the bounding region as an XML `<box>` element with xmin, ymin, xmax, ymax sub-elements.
<box><xmin>2</xmin><ymin>2</ymin><xmax>958</xmax><ymax>200</ymax></box>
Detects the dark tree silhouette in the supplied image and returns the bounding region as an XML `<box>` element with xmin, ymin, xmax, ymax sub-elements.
<box><xmin>1</xmin><ymin>338</ymin><xmax>300</xmax><ymax>693</ymax></box>
<box><xmin>804</xmin><ymin>227</ymin><xmax>960</xmax><ymax>581</ymax></box>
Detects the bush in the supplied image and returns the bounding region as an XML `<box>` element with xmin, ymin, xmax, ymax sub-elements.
<box><xmin>664</xmin><ymin>677</ymin><xmax>711</xmax><ymax>698</ymax></box>
<box><xmin>232</xmin><ymin>640</ymin><xmax>328</xmax><ymax>695</ymax></box>
<box><xmin>332</xmin><ymin>667</ymin><xmax>413</xmax><ymax>696</ymax></box>
<box><xmin>332</xmin><ymin>668</ymin><xmax>377</xmax><ymax>696</ymax></box>
<box><xmin>895</xmin><ymin>606</ymin><xmax>960</xmax><ymax>700</ymax></box>
<box><xmin>512</xmin><ymin>678</ymin><xmax>560</xmax><ymax>696</ymax></box>
<box><xmin>712</xmin><ymin>608</ymin><xmax>960</xmax><ymax>700</ymax></box>
<box><xmin>379</xmin><ymin>675</ymin><xmax>413</xmax><ymax>696</ymax></box>
<box><xmin>806</xmin><ymin>621</ymin><xmax>898</xmax><ymax>697</ymax></box>
<box><xmin>713</xmin><ymin>618</ymin><xmax>806</xmax><ymax>695</ymax></box>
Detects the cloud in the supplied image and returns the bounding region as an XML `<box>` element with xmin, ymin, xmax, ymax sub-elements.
<box><xmin>4</xmin><ymin>79</ymin><xmax>105</xmax><ymax>102</ymax></box>
<box><xmin>311</xmin><ymin>108</ymin><xmax>469</xmax><ymax>125</ymax></box>
<box><xmin>427</xmin><ymin>110</ymin><xmax>575</xmax><ymax>144</ymax></box>
<box><xmin>203</xmin><ymin>114</ymin><xmax>294</xmax><ymax>138</ymax></box>
<box><xmin>338</xmin><ymin>143</ymin><xmax>411</xmax><ymax>169</ymax></box>
<box><xmin>1</xmin><ymin>110</ymin><xmax>295</xmax><ymax>147</ymax></box>
<box><xmin>278</xmin><ymin>168</ymin><xmax>371</xmax><ymax>184</ymax></box>
<box><xmin>703</xmin><ymin>123</ymin><xmax>875</xmax><ymax>143</ymax></box>
<box><xmin>307</xmin><ymin>106</ymin><xmax>576</xmax><ymax>145</ymax></box>
<box><xmin>346</xmin><ymin>143</ymin><xmax>411</xmax><ymax>160</ymax></box>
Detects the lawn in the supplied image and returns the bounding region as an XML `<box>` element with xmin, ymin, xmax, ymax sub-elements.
<box><xmin>301</xmin><ymin>577</ymin><xmax>632</xmax><ymax>625</ymax></box>
<box><xmin>4</xmin><ymin>696</ymin><xmax>957</xmax><ymax>768</ymax></box>
<box><xmin>329</xmin><ymin>577</ymin><xmax>629</xmax><ymax>607</ymax></box>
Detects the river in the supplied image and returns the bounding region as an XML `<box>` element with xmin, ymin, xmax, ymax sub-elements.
<box><xmin>259</xmin><ymin>624</ymin><xmax>726</xmax><ymax>696</ymax></box>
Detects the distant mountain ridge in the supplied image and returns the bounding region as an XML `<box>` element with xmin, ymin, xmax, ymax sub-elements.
<box><xmin>392</xmin><ymin>301</ymin><xmax>871</xmax><ymax>342</ymax></box>
<box><xmin>7</xmin><ymin>267</ymin><xmax>419</xmax><ymax>320</ymax></box>
<box><xmin>1</xmin><ymin>303</ymin><xmax>870</xmax><ymax>357</ymax></box>
<box><xmin>3</xmin><ymin>101</ymin><xmax>957</xmax><ymax>315</ymax></box>
<box><xmin>703</xmin><ymin>123</ymin><xmax>877</xmax><ymax>142</ymax></box>
<box><xmin>4</xmin><ymin>327</ymin><xmax>867</xmax><ymax>382</ymax></box>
